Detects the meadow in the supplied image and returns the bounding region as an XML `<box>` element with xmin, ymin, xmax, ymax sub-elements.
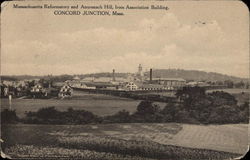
<box><xmin>0</xmin><ymin>91</ymin><xmax>141</xmax><ymax>118</ymax></box>
<box><xmin>2</xmin><ymin>123</ymin><xmax>246</xmax><ymax>159</ymax></box>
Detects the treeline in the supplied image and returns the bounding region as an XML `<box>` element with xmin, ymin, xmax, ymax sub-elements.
<box><xmin>1</xmin><ymin>90</ymin><xmax>249</xmax><ymax>125</ymax></box>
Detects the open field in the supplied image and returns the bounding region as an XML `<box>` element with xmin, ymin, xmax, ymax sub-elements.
<box><xmin>1</xmin><ymin>123</ymin><xmax>247</xmax><ymax>159</ymax></box>
<box><xmin>0</xmin><ymin>91</ymin><xmax>142</xmax><ymax>117</ymax></box>
<box><xmin>0</xmin><ymin>91</ymin><xmax>168</xmax><ymax>118</ymax></box>
<box><xmin>165</xmin><ymin>124</ymin><xmax>249</xmax><ymax>154</ymax></box>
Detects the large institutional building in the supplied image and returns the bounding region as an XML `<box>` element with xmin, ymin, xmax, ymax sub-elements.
<box><xmin>69</xmin><ymin>64</ymin><xmax>186</xmax><ymax>91</ymax></box>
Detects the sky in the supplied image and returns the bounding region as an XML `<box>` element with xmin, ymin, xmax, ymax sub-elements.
<box><xmin>1</xmin><ymin>0</ymin><xmax>249</xmax><ymax>78</ymax></box>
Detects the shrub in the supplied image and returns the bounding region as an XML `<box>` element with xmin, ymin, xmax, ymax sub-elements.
<box><xmin>23</xmin><ymin>107</ymin><xmax>100</xmax><ymax>125</ymax></box>
<box><xmin>36</xmin><ymin>107</ymin><xmax>60</xmax><ymax>119</ymax></box>
<box><xmin>63</xmin><ymin>109</ymin><xmax>100</xmax><ymax>124</ymax></box>
<box><xmin>136</xmin><ymin>101</ymin><xmax>160</xmax><ymax>115</ymax></box>
<box><xmin>130</xmin><ymin>101</ymin><xmax>164</xmax><ymax>123</ymax></box>
<box><xmin>1</xmin><ymin>109</ymin><xmax>19</xmax><ymax>124</ymax></box>
<box><xmin>105</xmin><ymin>110</ymin><xmax>131</xmax><ymax>123</ymax></box>
<box><xmin>208</xmin><ymin>91</ymin><xmax>237</xmax><ymax>106</ymax></box>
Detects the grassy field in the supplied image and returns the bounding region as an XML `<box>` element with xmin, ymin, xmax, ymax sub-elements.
<box><xmin>1</xmin><ymin>123</ymin><xmax>247</xmax><ymax>159</ymax></box>
<box><xmin>0</xmin><ymin>91</ymin><xmax>142</xmax><ymax>118</ymax></box>
<box><xmin>1</xmin><ymin>91</ymin><xmax>168</xmax><ymax>118</ymax></box>
<box><xmin>1</xmin><ymin>89</ymin><xmax>247</xmax><ymax>118</ymax></box>
<box><xmin>164</xmin><ymin>124</ymin><xmax>249</xmax><ymax>154</ymax></box>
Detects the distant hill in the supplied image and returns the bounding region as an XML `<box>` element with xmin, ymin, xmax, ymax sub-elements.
<box><xmin>79</xmin><ymin>72</ymin><xmax>129</xmax><ymax>78</ymax></box>
<box><xmin>144</xmin><ymin>69</ymin><xmax>247</xmax><ymax>82</ymax></box>
<box><xmin>1</xmin><ymin>75</ymin><xmax>41</xmax><ymax>81</ymax></box>
<box><xmin>1</xmin><ymin>69</ymin><xmax>247</xmax><ymax>82</ymax></box>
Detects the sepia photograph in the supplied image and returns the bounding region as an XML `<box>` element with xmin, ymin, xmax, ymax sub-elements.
<box><xmin>0</xmin><ymin>0</ymin><xmax>249</xmax><ymax>159</ymax></box>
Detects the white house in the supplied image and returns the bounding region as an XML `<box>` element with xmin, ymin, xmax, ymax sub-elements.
<box><xmin>125</xmin><ymin>82</ymin><xmax>138</xmax><ymax>91</ymax></box>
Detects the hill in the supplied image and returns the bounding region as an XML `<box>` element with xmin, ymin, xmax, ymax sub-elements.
<box><xmin>144</xmin><ymin>69</ymin><xmax>247</xmax><ymax>82</ymax></box>
<box><xmin>1</xmin><ymin>69</ymin><xmax>247</xmax><ymax>82</ymax></box>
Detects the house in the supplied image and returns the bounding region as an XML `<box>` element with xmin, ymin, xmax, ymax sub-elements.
<box><xmin>31</xmin><ymin>84</ymin><xmax>43</xmax><ymax>93</ymax></box>
<box><xmin>30</xmin><ymin>84</ymin><xmax>46</xmax><ymax>98</ymax></box>
<box><xmin>125</xmin><ymin>82</ymin><xmax>138</xmax><ymax>91</ymax></box>
<box><xmin>58</xmin><ymin>85</ymin><xmax>73</xmax><ymax>98</ymax></box>
<box><xmin>0</xmin><ymin>83</ymin><xmax>8</xmax><ymax>98</ymax></box>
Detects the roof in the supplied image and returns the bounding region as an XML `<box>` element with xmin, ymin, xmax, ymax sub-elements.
<box><xmin>73</xmin><ymin>76</ymin><xmax>80</xmax><ymax>80</ymax></box>
<box><xmin>113</xmin><ymin>77</ymin><xmax>129</xmax><ymax>82</ymax></box>
<box><xmin>81</xmin><ymin>77</ymin><xmax>112</xmax><ymax>82</ymax></box>
<box><xmin>83</xmin><ymin>82</ymin><xmax>118</xmax><ymax>87</ymax></box>
<box><xmin>81</xmin><ymin>77</ymin><xmax>95</xmax><ymax>81</ymax></box>
<box><xmin>150</xmin><ymin>78</ymin><xmax>186</xmax><ymax>81</ymax></box>
<box><xmin>137</xmin><ymin>83</ymin><xmax>165</xmax><ymax>89</ymax></box>
<box><xmin>95</xmin><ymin>77</ymin><xmax>112</xmax><ymax>82</ymax></box>
<box><xmin>52</xmin><ymin>82</ymin><xmax>65</xmax><ymax>87</ymax></box>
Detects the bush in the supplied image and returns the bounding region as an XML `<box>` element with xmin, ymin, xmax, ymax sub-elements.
<box><xmin>1</xmin><ymin>109</ymin><xmax>19</xmax><ymax>124</ymax></box>
<box><xmin>136</xmin><ymin>101</ymin><xmax>160</xmax><ymax>115</ymax></box>
<box><xmin>36</xmin><ymin>107</ymin><xmax>60</xmax><ymax>119</ymax></box>
<box><xmin>23</xmin><ymin>107</ymin><xmax>100</xmax><ymax>124</ymax></box>
<box><xmin>208</xmin><ymin>91</ymin><xmax>237</xmax><ymax>106</ymax></box>
<box><xmin>130</xmin><ymin>101</ymin><xmax>163</xmax><ymax>123</ymax></box>
<box><xmin>105</xmin><ymin>110</ymin><xmax>131</xmax><ymax>123</ymax></box>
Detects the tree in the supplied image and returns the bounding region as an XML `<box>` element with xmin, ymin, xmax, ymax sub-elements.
<box><xmin>224</xmin><ymin>80</ymin><xmax>234</xmax><ymax>88</ymax></box>
<box><xmin>105</xmin><ymin>110</ymin><xmax>131</xmax><ymax>123</ymax></box>
<box><xmin>1</xmin><ymin>109</ymin><xmax>19</xmax><ymax>124</ymax></box>
<box><xmin>136</xmin><ymin>101</ymin><xmax>159</xmax><ymax>115</ymax></box>
<box><xmin>208</xmin><ymin>91</ymin><xmax>237</xmax><ymax>106</ymax></box>
<box><xmin>176</xmin><ymin>86</ymin><xmax>206</xmax><ymax>101</ymax></box>
<box><xmin>234</xmin><ymin>81</ymin><xmax>245</xmax><ymax>88</ymax></box>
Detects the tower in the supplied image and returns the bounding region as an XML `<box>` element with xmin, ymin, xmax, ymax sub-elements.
<box><xmin>150</xmin><ymin>68</ymin><xmax>153</xmax><ymax>83</ymax></box>
<box><xmin>112</xmin><ymin>69</ymin><xmax>115</xmax><ymax>81</ymax></box>
<box><xmin>138</xmin><ymin>64</ymin><xmax>143</xmax><ymax>77</ymax></box>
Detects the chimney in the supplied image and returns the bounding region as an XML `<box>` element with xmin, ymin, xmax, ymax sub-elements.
<box><xmin>150</xmin><ymin>68</ymin><xmax>153</xmax><ymax>83</ymax></box>
<box><xmin>112</xmin><ymin>69</ymin><xmax>115</xmax><ymax>81</ymax></box>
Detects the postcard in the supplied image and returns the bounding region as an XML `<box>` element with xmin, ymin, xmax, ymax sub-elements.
<box><xmin>1</xmin><ymin>0</ymin><xmax>249</xmax><ymax>159</ymax></box>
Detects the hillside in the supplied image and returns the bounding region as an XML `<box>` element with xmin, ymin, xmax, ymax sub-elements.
<box><xmin>82</xmin><ymin>69</ymin><xmax>246</xmax><ymax>82</ymax></box>
<box><xmin>144</xmin><ymin>69</ymin><xmax>247</xmax><ymax>82</ymax></box>
<box><xmin>1</xmin><ymin>69</ymin><xmax>247</xmax><ymax>82</ymax></box>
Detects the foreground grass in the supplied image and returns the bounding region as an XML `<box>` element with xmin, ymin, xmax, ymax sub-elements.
<box><xmin>1</xmin><ymin>124</ymin><xmax>243</xmax><ymax>160</ymax></box>
<box><xmin>5</xmin><ymin>142</ymin><xmax>239</xmax><ymax>160</ymax></box>
<box><xmin>6</xmin><ymin>145</ymin><xmax>155</xmax><ymax>160</ymax></box>
<box><xmin>56</xmin><ymin>135</ymin><xmax>239</xmax><ymax>160</ymax></box>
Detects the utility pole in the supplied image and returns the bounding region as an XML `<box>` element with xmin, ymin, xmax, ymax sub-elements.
<box><xmin>8</xmin><ymin>94</ymin><xmax>12</xmax><ymax>110</ymax></box>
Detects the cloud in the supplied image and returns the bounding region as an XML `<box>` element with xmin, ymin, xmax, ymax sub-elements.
<box><xmin>1</xmin><ymin>12</ymin><xmax>248</xmax><ymax>78</ymax></box>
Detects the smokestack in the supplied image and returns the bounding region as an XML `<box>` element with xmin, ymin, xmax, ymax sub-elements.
<box><xmin>112</xmin><ymin>69</ymin><xmax>115</xmax><ymax>81</ymax></box>
<box><xmin>150</xmin><ymin>68</ymin><xmax>153</xmax><ymax>82</ymax></box>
